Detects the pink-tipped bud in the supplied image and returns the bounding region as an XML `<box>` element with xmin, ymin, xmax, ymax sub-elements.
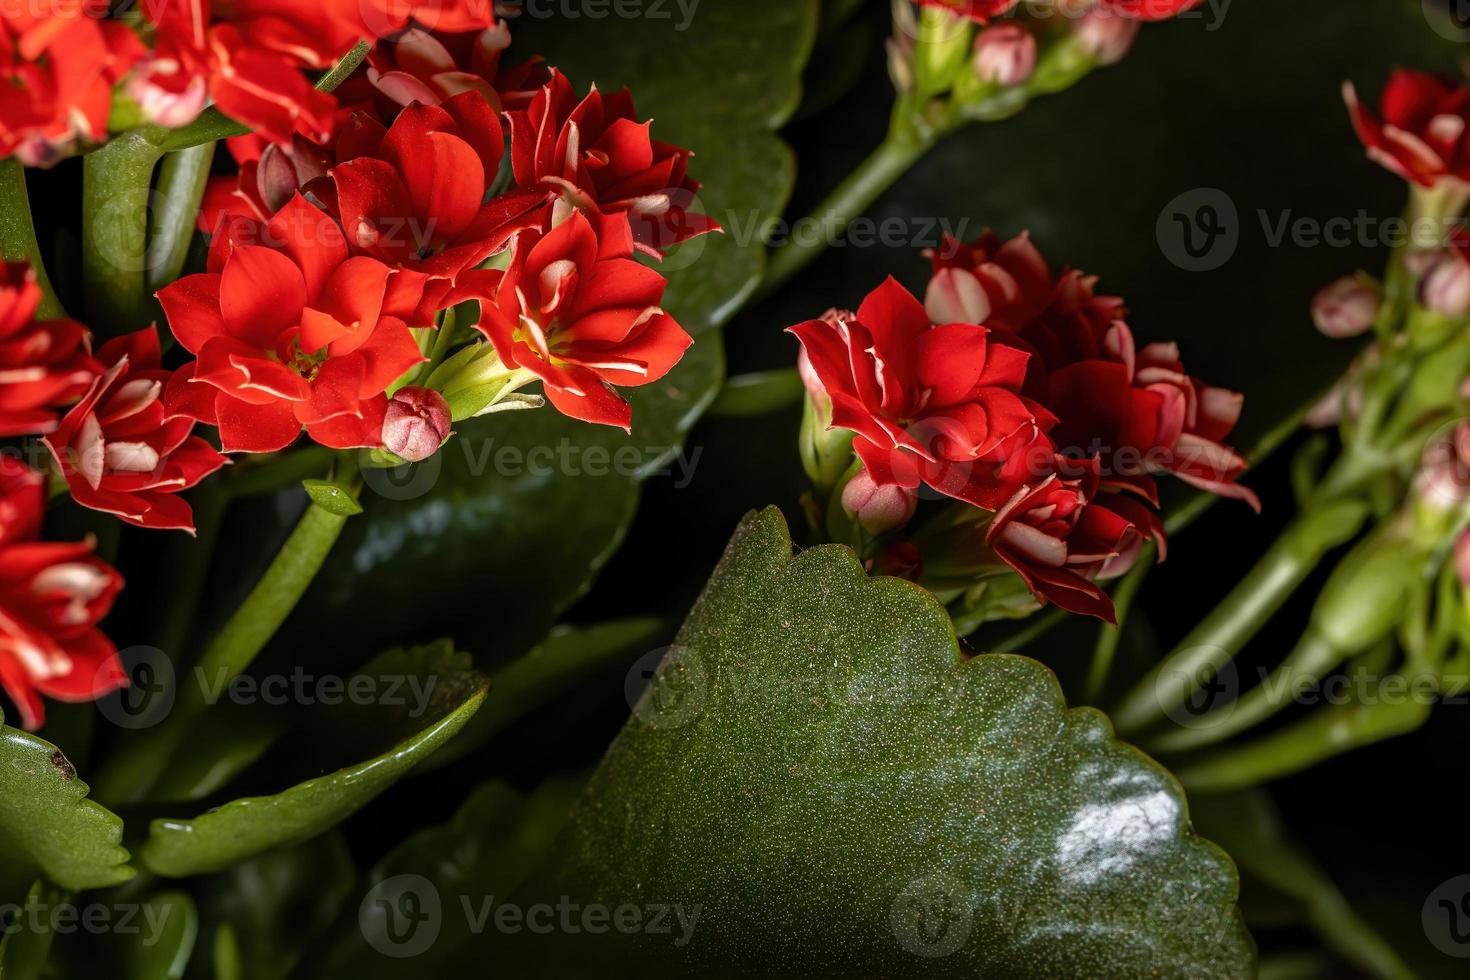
<box><xmin>1456</xmin><ymin>530</ymin><xmax>1470</xmax><ymax>589</ymax></box>
<box><xmin>841</xmin><ymin>468</ymin><xmax>919</xmax><ymax>535</ymax></box>
<box><xmin>973</xmin><ymin>23</ymin><xmax>1036</xmax><ymax>87</ymax></box>
<box><xmin>1424</xmin><ymin>255</ymin><xmax>1470</xmax><ymax>317</ymax></box>
<box><xmin>1311</xmin><ymin>275</ymin><xmax>1380</xmax><ymax>338</ymax></box>
<box><xmin>1076</xmin><ymin>10</ymin><xmax>1141</xmax><ymax>66</ymax></box>
<box><xmin>1418</xmin><ymin>420</ymin><xmax>1470</xmax><ymax>511</ymax></box>
<box><xmin>127</xmin><ymin>60</ymin><xmax>209</xmax><ymax>129</ymax></box>
<box><xmin>383</xmin><ymin>387</ymin><xmax>452</xmax><ymax>462</ymax></box>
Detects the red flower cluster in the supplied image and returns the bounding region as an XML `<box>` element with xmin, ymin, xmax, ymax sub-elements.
<box><xmin>176</xmin><ymin>20</ymin><xmax>713</xmax><ymax>449</ymax></box>
<box><xmin>792</xmin><ymin>232</ymin><xmax>1254</xmax><ymax>621</ymax></box>
<box><xmin>0</xmin><ymin>458</ymin><xmax>125</xmax><ymax>730</ymax></box>
<box><xmin>1344</xmin><ymin>69</ymin><xmax>1470</xmax><ymax>189</ymax></box>
<box><xmin>0</xmin><ymin>263</ymin><xmax>98</xmax><ymax>437</ymax></box>
<box><xmin>0</xmin><ymin>2</ymin><xmax>143</xmax><ymax>165</ymax></box>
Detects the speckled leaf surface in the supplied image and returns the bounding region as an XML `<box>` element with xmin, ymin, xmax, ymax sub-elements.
<box><xmin>523</xmin><ymin>508</ymin><xmax>1254</xmax><ymax>977</ymax></box>
<box><xmin>275</xmin><ymin>0</ymin><xmax>820</xmax><ymax>665</ymax></box>
<box><xmin>0</xmin><ymin>712</ymin><xmax>133</xmax><ymax>895</ymax></box>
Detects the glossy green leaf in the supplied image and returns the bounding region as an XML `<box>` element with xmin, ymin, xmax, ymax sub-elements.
<box><xmin>269</xmin><ymin>0</ymin><xmax>820</xmax><ymax>666</ymax></box>
<box><xmin>138</xmin><ymin>648</ymin><xmax>488</xmax><ymax>877</ymax></box>
<box><xmin>0</xmin><ymin>712</ymin><xmax>133</xmax><ymax>894</ymax></box>
<box><xmin>196</xmin><ymin>835</ymin><xmax>356</xmax><ymax>980</ymax></box>
<box><xmin>299</xmin><ymin>779</ymin><xmax>581</xmax><ymax>978</ymax></box>
<box><xmin>300</xmin><ymin>480</ymin><xmax>363</xmax><ymax>517</ymax></box>
<box><xmin>423</xmin><ymin>617</ymin><xmax>664</xmax><ymax>771</ymax></box>
<box><xmin>0</xmin><ymin>882</ymin><xmax>60</xmax><ymax>980</ymax></box>
<box><xmin>513</xmin><ymin>509</ymin><xmax>1254</xmax><ymax>976</ymax></box>
<box><xmin>706</xmin><ymin>368</ymin><xmax>805</xmax><ymax>418</ymax></box>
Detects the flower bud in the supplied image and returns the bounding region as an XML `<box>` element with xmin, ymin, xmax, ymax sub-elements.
<box><xmin>1424</xmin><ymin>253</ymin><xmax>1470</xmax><ymax>317</ymax></box>
<box><xmin>1075</xmin><ymin>10</ymin><xmax>1141</xmax><ymax>66</ymax></box>
<box><xmin>841</xmin><ymin>468</ymin><xmax>919</xmax><ymax>535</ymax></box>
<box><xmin>1310</xmin><ymin>274</ymin><xmax>1380</xmax><ymax>339</ymax></box>
<box><xmin>972</xmin><ymin>23</ymin><xmax>1036</xmax><ymax>87</ymax></box>
<box><xmin>382</xmin><ymin>387</ymin><xmax>452</xmax><ymax>462</ymax></box>
<box><xmin>127</xmin><ymin>60</ymin><xmax>209</xmax><ymax>129</ymax></box>
<box><xmin>1417</xmin><ymin>420</ymin><xmax>1470</xmax><ymax>513</ymax></box>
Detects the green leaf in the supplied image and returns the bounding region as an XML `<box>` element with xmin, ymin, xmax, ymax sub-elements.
<box><xmin>0</xmin><ymin>714</ymin><xmax>133</xmax><ymax>894</ymax></box>
<box><xmin>300</xmin><ymin>779</ymin><xmax>582</xmax><ymax>978</ymax></box>
<box><xmin>300</xmin><ymin>480</ymin><xmax>363</xmax><ymax>517</ymax></box>
<box><xmin>197</xmin><ymin>835</ymin><xmax>356</xmax><ymax>980</ymax></box>
<box><xmin>511</xmin><ymin>509</ymin><xmax>1254</xmax><ymax>975</ymax></box>
<box><xmin>706</xmin><ymin>368</ymin><xmax>805</xmax><ymax>418</ymax></box>
<box><xmin>267</xmin><ymin>0</ymin><xmax>820</xmax><ymax>666</ymax></box>
<box><xmin>0</xmin><ymin>882</ymin><xmax>61</xmax><ymax>980</ymax></box>
<box><xmin>138</xmin><ymin>652</ymin><xmax>488</xmax><ymax>877</ymax></box>
<box><xmin>421</xmin><ymin>618</ymin><xmax>664</xmax><ymax>772</ymax></box>
<box><xmin>53</xmin><ymin>889</ymin><xmax>199</xmax><ymax>980</ymax></box>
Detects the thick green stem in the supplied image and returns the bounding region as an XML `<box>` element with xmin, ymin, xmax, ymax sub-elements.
<box><xmin>96</xmin><ymin>478</ymin><xmax>356</xmax><ymax>804</ymax></box>
<box><xmin>0</xmin><ymin>158</ymin><xmax>64</xmax><ymax>318</ymax></box>
<box><xmin>1084</xmin><ymin>545</ymin><xmax>1155</xmax><ymax>705</ymax></box>
<box><xmin>756</xmin><ymin>134</ymin><xmax>930</xmax><ymax>302</ymax></box>
<box><xmin>1112</xmin><ymin>498</ymin><xmax>1371</xmax><ymax>735</ymax></box>
<box><xmin>82</xmin><ymin>133</ymin><xmax>165</xmax><ymax>335</ymax></box>
<box><xmin>145</xmin><ymin>142</ymin><xmax>217</xmax><ymax>293</ymax></box>
<box><xmin>1176</xmin><ymin>694</ymin><xmax>1432</xmax><ymax>794</ymax></box>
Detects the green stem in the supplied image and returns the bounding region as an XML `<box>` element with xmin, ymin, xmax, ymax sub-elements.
<box><xmin>756</xmin><ymin>134</ymin><xmax>931</xmax><ymax>302</ymax></box>
<box><xmin>1175</xmin><ymin>694</ymin><xmax>1432</xmax><ymax>794</ymax></box>
<box><xmin>96</xmin><ymin>467</ymin><xmax>357</xmax><ymax>804</ymax></box>
<box><xmin>145</xmin><ymin>142</ymin><xmax>217</xmax><ymax>294</ymax></box>
<box><xmin>82</xmin><ymin>132</ymin><xmax>165</xmax><ymax>335</ymax></box>
<box><xmin>0</xmin><ymin>158</ymin><xmax>64</xmax><ymax>318</ymax></box>
<box><xmin>1084</xmin><ymin>544</ymin><xmax>1154</xmax><ymax>705</ymax></box>
<box><xmin>1111</xmin><ymin>498</ymin><xmax>1371</xmax><ymax>736</ymax></box>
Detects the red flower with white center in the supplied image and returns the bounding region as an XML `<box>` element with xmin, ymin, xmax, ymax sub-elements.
<box><xmin>330</xmin><ymin>94</ymin><xmax>544</xmax><ymax>325</ymax></box>
<box><xmin>789</xmin><ymin>277</ymin><xmax>1050</xmax><ymax>510</ymax></box>
<box><xmin>916</xmin><ymin>0</ymin><xmax>1019</xmax><ymax>23</ymax></box>
<box><xmin>0</xmin><ymin>3</ymin><xmax>144</xmax><ymax>165</ymax></box>
<box><xmin>508</xmin><ymin>70</ymin><xmax>719</xmax><ymax>257</ymax></box>
<box><xmin>986</xmin><ymin>458</ymin><xmax>1138</xmax><ymax>623</ymax></box>
<box><xmin>43</xmin><ymin>327</ymin><xmax>228</xmax><ymax>534</ymax></box>
<box><xmin>158</xmin><ymin>194</ymin><xmax>425</xmax><ymax>453</ymax></box>
<box><xmin>461</xmin><ymin>210</ymin><xmax>692</xmax><ymax>430</ymax></box>
<box><xmin>1344</xmin><ymin>69</ymin><xmax>1470</xmax><ymax>189</ymax></box>
<box><xmin>137</xmin><ymin>0</ymin><xmax>347</xmax><ymax>144</ymax></box>
<box><xmin>0</xmin><ymin>459</ymin><xmax>125</xmax><ymax>731</ymax></box>
<box><xmin>365</xmin><ymin>23</ymin><xmax>550</xmax><ymax>114</ymax></box>
<box><xmin>0</xmin><ymin>262</ymin><xmax>99</xmax><ymax>437</ymax></box>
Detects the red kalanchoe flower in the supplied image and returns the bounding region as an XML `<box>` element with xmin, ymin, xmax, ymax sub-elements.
<box><xmin>43</xmin><ymin>327</ymin><xmax>228</xmax><ymax>534</ymax></box>
<box><xmin>1097</xmin><ymin>0</ymin><xmax>1204</xmax><ymax>20</ymax></box>
<box><xmin>925</xmin><ymin>230</ymin><xmax>1055</xmax><ymax>332</ymax></box>
<box><xmin>462</xmin><ymin>210</ymin><xmax>693</xmax><ymax>430</ymax></box>
<box><xmin>330</xmin><ymin>94</ymin><xmax>543</xmax><ymax>325</ymax></box>
<box><xmin>0</xmin><ymin>2</ymin><xmax>144</xmax><ymax>165</ymax></box>
<box><xmin>158</xmin><ymin>194</ymin><xmax>424</xmax><ymax>453</ymax></box>
<box><xmin>0</xmin><ymin>459</ymin><xmax>125</xmax><ymax>731</ymax></box>
<box><xmin>138</xmin><ymin>0</ymin><xmax>348</xmax><ymax>143</ymax></box>
<box><xmin>789</xmin><ymin>277</ymin><xmax>1050</xmax><ymax>510</ymax></box>
<box><xmin>1344</xmin><ymin>69</ymin><xmax>1470</xmax><ymax>189</ymax></box>
<box><xmin>508</xmin><ymin>70</ymin><xmax>719</xmax><ymax>257</ymax></box>
<box><xmin>365</xmin><ymin>23</ymin><xmax>550</xmax><ymax>114</ymax></box>
<box><xmin>0</xmin><ymin>262</ymin><xmax>99</xmax><ymax>437</ymax></box>
<box><xmin>916</xmin><ymin>0</ymin><xmax>1019</xmax><ymax>23</ymax></box>
<box><xmin>986</xmin><ymin>458</ymin><xmax>1138</xmax><ymax>624</ymax></box>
